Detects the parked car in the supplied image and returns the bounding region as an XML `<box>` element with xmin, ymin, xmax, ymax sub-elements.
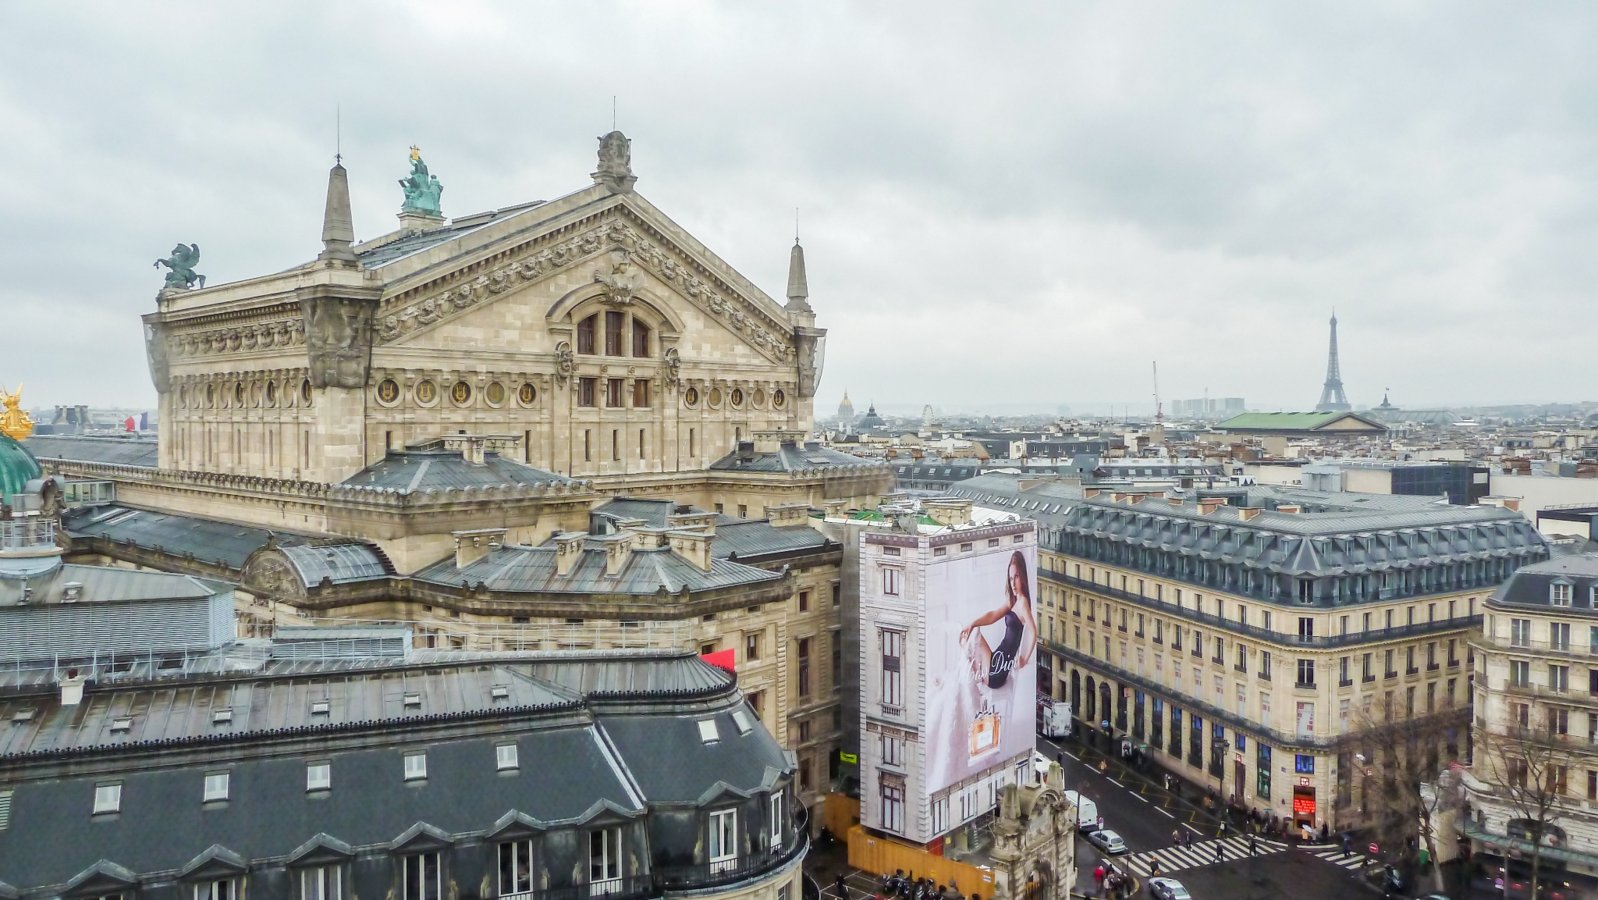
<box><xmin>1086</xmin><ymin>828</ymin><xmax>1128</xmax><ymax>855</ymax></box>
<box><xmin>1147</xmin><ymin>877</ymin><xmax>1192</xmax><ymax>900</ymax></box>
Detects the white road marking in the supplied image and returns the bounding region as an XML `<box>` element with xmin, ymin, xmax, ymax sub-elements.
<box><xmin>1130</xmin><ymin>793</ymin><xmax>1148</xmax><ymax>804</ymax></box>
<box><xmin>1107</xmin><ymin>777</ymin><xmax>1124</xmax><ymax>787</ymax></box>
<box><xmin>1155</xmin><ymin>807</ymin><xmax>1175</xmax><ymax>819</ymax></box>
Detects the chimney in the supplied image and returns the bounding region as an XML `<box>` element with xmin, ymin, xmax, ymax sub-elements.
<box><xmin>453</xmin><ymin>528</ymin><xmax>506</xmax><ymax>569</ymax></box>
<box><xmin>318</xmin><ymin>159</ymin><xmax>358</xmax><ymax>263</ymax></box>
<box><xmin>667</xmin><ymin>511</ymin><xmax>719</xmax><ymax>535</ymax></box>
<box><xmin>766</xmin><ymin>502</ymin><xmax>811</xmax><ymax>528</ymax></box>
<box><xmin>737</xmin><ymin>441</ymin><xmax>756</xmax><ymax>463</ymax></box>
<box><xmin>1198</xmin><ymin>497</ymin><xmax>1226</xmax><ymax>516</ymax></box>
<box><xmin>670</xmin><ymin>529</ymin><xmax>714</xmax><ymax>572</ymax></box>
<box><xmin>601</xmin><ymin>532</ymin><xmax>636</xmax><ymax>577</ymax></box>
<box><xmin>1238</xmin><ymin>507</ymin><xmax>1264</xmax><ymax>521</ymax></box>
<box><xmin>1276</xmin><ymin>504</ymin><xmax>1301</xmax><ymax>515</ymax></box>
<box><xmin>1084</xmin><ymin>488</ymin><xmax>1102</xmax><ymax>500</ymax></box>
<box><xmin>60</xmin><ymin>667</ymin><xmax>87</xmax><ymax>706</ymax></box>
<box><xmin>554</xmin><ymin>532</ymin><xmax>587</xmax><ymax>577</ymax></box>
<box><xmin>1168</xmin><ymin>498</ymin><xmax>1184</xmax><ymax>508</ymax></box>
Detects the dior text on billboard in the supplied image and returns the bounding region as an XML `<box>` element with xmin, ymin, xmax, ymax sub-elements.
<box><xmin>924</xmin><ymin>539</ymin><xmax>1038</xmax><ymax>795</ymax></box>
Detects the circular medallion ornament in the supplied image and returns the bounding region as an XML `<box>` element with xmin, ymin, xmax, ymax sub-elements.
<box><xmin>451</xmin><ymin>381</ymin><xmax>473</xmax><ymax>405</ymax></box>
<box><xmin>485</xmin><ymin>382</ymin><xmax>506</xmax><ymax>406</ymax></box>
<box><xmin>517</xmin><ymin>382</ymin><xmax>537</xmax><ymax>406</ymax></box>
<box><xmin>708</xmin><ymin>387</ymin><xmax>724</xmax><ymax>408</ymax></box>
<box><xmin>233</xmin><ymin>383</ymin><xmax>244</xmax><ymax>406</ymax></box>
<box><xmin>773</xmin><ymin>389</ymin><xmax>786</xmax><ymax>409</ymax></box>
<box><xmin>683</xmin><ymin>387</ymin><xmax>700</xmax><ymax>407</ymax></box>
<box><xmin>376</xmin><ymin>378</ymin><xmax>400</xmax><ymax>405</ymax></box>
<box><xmin>415</xmin><ymin>380</ymin><xmax>437</xmax><ymax>405</ymax></box>
<box><xmin>753</xmin><ymin>388</ymin><xmax>767</xmax><ymax>408</ymax></box>
<box><xmin>265</xmin><ymin>381</ymin><xmax>278</xmax><ymax>407</ymax></box>
<box><xmin>730</xmin><ymin>388</ymin><xmax>745</xmax><ymax>408</ymax></box>
<box><xmin>300</xmin><ymin>379</ymin><xmax>313</xmax><ymax>406</ymax></box>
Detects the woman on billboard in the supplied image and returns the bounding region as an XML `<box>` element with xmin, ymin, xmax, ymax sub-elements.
<box><xmin>958</xmin><ymin>550</ymin><xmax>1037</xmax><ymax>691</ymax></box>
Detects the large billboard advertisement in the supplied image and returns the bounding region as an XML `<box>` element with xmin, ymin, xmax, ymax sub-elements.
<box><xmin>923</xmin><ymin>536</ymin><xmax>1038</xmax><ymax>796</ymax></box>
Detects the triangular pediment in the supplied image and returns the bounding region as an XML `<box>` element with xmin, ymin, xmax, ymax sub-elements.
<box><xmin>371</xmin><ymin>196</ymin><xmax>796</xmax><ymax>365</ymax></box>
<box><xmin>63</xmin><ymin>861</ymin><xmax>138</xmax><ymax>897</ymax></box>
<box><xmin>287</xmin><ymin>832</ymin><xmax>354</xmax><ymax>866</ymax></box>
<box><xmin>180</xmin><ymin>844</ymin><xmax>249</xmax><ymax>880</ymax></box>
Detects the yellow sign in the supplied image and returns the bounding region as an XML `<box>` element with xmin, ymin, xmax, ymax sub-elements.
<box><xmin>839</xmin><ymin>751</ymin><xmax>858</xmax><ymax>764</ymax></box>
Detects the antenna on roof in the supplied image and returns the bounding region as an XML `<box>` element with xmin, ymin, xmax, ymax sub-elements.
<box><xmin>335</xmin><ymin>104</ymin><xmax>342</xmax><ymax>164</ymax></box>
<box><xmin>795</xmin><ymin>207</ymin><xmax>800</xmax><ymax>243</ymax></box>
<box><xmin>612</xmin><ymin>95</ymin><xmax>617</xmax><ymax>131</ymax></box>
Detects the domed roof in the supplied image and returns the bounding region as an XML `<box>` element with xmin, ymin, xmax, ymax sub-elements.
<box><xmin>0</xmin><ymin>434</ymin><xmax>42</xmax><ymax>502</ymax></box>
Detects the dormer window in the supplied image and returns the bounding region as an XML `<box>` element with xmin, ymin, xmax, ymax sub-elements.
<box><xmin>697</xmin><ymin>718</ymin><xmax>721</xmax><ymax>745</ymax></box>
<box><xmin>310</xmin><ymin>700</ymin><xmax>331</xmax><ymax>716</ymax></box>
<box><xmin>1552</xmin><ymin>581</ymin><xmax>1573</xmax><ymax>606</ymax></box>
<box><xmin>110</xmin><ymin>717</ymin><xmax>132</xmax><ymax>733</ymax></box>
<box><xmin>402</xmin><ymin>692</ymin><xmax>422</xmax><ymax>710</ymax></box>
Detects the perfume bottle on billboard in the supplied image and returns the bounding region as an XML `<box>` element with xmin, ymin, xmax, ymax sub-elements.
<box><xmin>969</xmin><ymin>704</ymin><xmax>1001</xmax><ymax>759</ymax></box>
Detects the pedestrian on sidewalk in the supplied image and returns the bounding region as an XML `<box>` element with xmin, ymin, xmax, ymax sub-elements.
<box><xmin>1163</xmin><ymin>773</ymin><xmax>1171</xmax><ymax>792</ymax></box>
<box><xmin>1248</xmin><ymin>834</ymin><xmax>1258</xmax><ymax>857</ymax></box>
<box><xmin>1341</xmin><ymin>831</ymin><xmax>1352</xmax><ymax>858</ymax></box>
<box><xmin>1096</xmin><ymin>815</ymin><xmax>1105</xmax><ymax>832</ymax></box>
<box><xmin>1215</xmin><ymin>841</ymin><xmax>1225</xmax><ymax>863</ymax></box>
<box><xmin>1149</xmin><ymin>860</ymin><xmax>1162</xmax><ymax>878</ymax></box>
<box><xmin>1171</xmin><ymin>828</ymin><xmax>1181</xmax><ymax>846</ymax></box>
<box><xmin>1098</xmin><ymin>759</ymin><xmax>1109</xmax><ymax>775</ymax></box>
<box><xmin>1092</xmin><ymin>863</ymin><xmax>1105</xmax><ymax>893</ymax></box>
<box><xmin>835</xmin><ymin>874</ymin><xmax>850</xmax><ymax>900</ymax></box>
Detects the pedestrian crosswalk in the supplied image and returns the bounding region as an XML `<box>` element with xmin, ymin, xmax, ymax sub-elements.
<box><xmin>1306</xmin><ymin>845</ymin><xmax>1374</xmax><ymax>873</ymax></box>
<box><xmin>1117</xmin><ymin>835</ymin><xmax>1290</xmax><ymax>878</ymax></box>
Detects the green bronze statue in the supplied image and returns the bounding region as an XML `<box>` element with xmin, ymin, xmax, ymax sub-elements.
<box><xmin>154</xmin><ymin>243</ymin><xmax>205</xmax><ymax>289</ymax></box>
<box><xmin>399</xmin><ymin>146</ymin><xmax>444</xmax><ymax>216</ymax></box>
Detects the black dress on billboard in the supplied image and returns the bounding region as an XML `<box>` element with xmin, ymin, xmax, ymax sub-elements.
<box><xmin>986</xmin><ymin>610</ymin><xmax>1023</xmax><ymax>688</ymax></box>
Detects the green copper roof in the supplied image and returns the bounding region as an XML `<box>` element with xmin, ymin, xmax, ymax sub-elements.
<box><xmin>1216</xmin><ymin>411</ymin><xmax>1383</xmax><ymax>432</ymax></box>
<box><xmin>0</xmin><ymin>434</ymin><xmax>42</xmax><ymax>502</ymax></box>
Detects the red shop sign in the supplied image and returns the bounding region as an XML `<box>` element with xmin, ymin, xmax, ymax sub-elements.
<box><xmin>1292</xmin><ymin>795</ymin><xmax>1317</xmax><ymax>816</ymax></box>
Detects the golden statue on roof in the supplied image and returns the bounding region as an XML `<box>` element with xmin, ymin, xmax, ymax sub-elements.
<box><xmin>0</xmin><ymin>384</ymin><xmax>35</xmax><ymax>441</ymax></box>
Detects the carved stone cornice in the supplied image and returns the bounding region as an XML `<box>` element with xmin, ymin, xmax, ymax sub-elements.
<box><xmin>168</xmin><ymin>318</ymin><xmax>307</xmax><ymax>359</ymax></box>
<box><xmin>374</xmin><ymin>212</ymin><xmax>797</xmax><ymax>363</ymax></box>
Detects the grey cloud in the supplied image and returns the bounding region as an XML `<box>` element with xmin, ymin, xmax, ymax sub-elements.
<box><xmin>1</xmin><ymin>1</ymin><xmax>1595</xmax><ymax>413</ymax></box>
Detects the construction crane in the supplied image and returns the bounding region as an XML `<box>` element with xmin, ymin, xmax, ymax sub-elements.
<box><xmin>1152</xmin><ymin>361</ymin><xmax>1163</xmax><ymax>424</ymax></box>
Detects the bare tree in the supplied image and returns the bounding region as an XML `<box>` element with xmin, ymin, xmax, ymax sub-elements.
<box><xmin>1476</xmin><ymin>725</ymin><xmax>1567</xmax><ymax>900</ymax></box>
<box><xmin>1344</xmin><ymin>692</ymin><xmax>1468</xmax><ymax>894</ymax></box>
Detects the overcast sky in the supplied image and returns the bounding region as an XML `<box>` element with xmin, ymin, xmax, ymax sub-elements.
<box><xmin>3</xmin><ymin>2</ymin><xmax>1595</xmax><ymax>416</ymax></box>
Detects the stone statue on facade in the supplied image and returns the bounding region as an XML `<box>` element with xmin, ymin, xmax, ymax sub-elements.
<box><xmin>553</xmin><ymin>341</ymin><xmax>575</xmax><ymax>386</ymax></box>
<box><xmin>0</xmin><ymin>384</ymin><xmax>35</xmax><ymax>441</ymax></box>
<box><xmin>594</xmin><ymin>249</ymin><xmax>642</xmax><ymax>306</ymax></box>
<box><xmin>662</xmin><ymin>347</ymin><xmax>681</xmax><ymax>386</ymax></box>
<box><xmin>154</xmin><ymin>243</ymin><xmax>205</xmax><ymax>289</ymax></box>
<box><xmin>592</xmin><ymin>131</ymin><xmax>637</xmax><ymax>193</ymax></box>
<box><xmin>303</xmin><ymin>298</ymin><xmax>375</xmax><ymax>389</ymax></box>
<box><xmin>399</xmin><ymin>146</ymin><xmax>445</xmax><ymax>216</ymax></box>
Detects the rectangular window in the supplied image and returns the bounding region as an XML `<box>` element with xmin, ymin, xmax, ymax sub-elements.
<box><xmin>631</xmin><ymin>321</ymin><xmax>651</xmax><ymax>357</ymax></box>
<box><xmin>1259</xmin><ymin>650</ymin><xmax>1272</xmax><ymax>681</ymax></box>
<box><xmin>591</xmin><ymin>827</ymin><xmax>623</xmax><ymax>888</ymax></box>
<box><xmin>880</xmin><ymin>782</ymin><xmax>905</xmax><ymax>833</ymax></box>
<box><xmin>307</xmin><ymin>762</ymin><xmax>331</xmax><ymax>792</ymax></box>
<box><xmin>1550</xmin><ymin>665</ymin><xmax>1569</xmax><ymax>693</ymax></box>
<box><xmin>606</xmin><ymin>378</ymin><xmax>624</xmax><ymax>408</ymax></box>
<box><xmin>798</xmin><ymin>590</ymin><xmax>809</xmax><ymax>612</ymax></box>
<box><xmin>709</xmin><ymin>809</ymin><xmax>739</xmax><ymax>870</ymax></box>
<box><xmin>1510</xmin><ymin>660</ymin><xmax>1530</xmax><ymax>688</ymax></box>
<box><xmin>578</xmin><ymin>377</ymin><xmax>597</xmax><ymax>407</ymax></box>
<box><xmin>300</xmin><ymin>865</ymin><xmax>343</xmax><ymax>900</ymax></box>
<box><xmin>1339</xmin><ymin>656</ymin><xmax>1350</xmax><ymax>685</ymax></box>
<box><xmin>1385</xmin><ymin>649</ymin><xmax>1396</xmax><ymax>677</ymax></box>
<box><xmin>577</xmin><ymin>315</ymin><xmax>597</xmax><ymax>354</ymax></box>
<box><xmin>880</xmin><ymin>630</ymin><xmax>904</xmax><ymax>708</ymax></box>
<box><xmin>404</xmin><ymin>751</ymin><xmax>428</xmax><ymax>782</ymax></box>
<box><xmin>881</xmin><ymin>735</ymin><xmax>904</xmax><ymax>767</ymax></box>
<box><xmin>882</xmin><ymin>567</ymin><xmax>901</xmax><ymax>596</ymax></box>
<box><xmin>1511</xmin><ymin>618</ymin><xmax>1531</xmax><ymax>647</ymax></box>
<box><xmin>402</xmin><ymin>852</ymin><xmax>441</xmax><ymax>900</ymax></box>
<box><xmin>746</xmin><ymin>632</ymin><xmax>762</xmax><ymax>662</ymax></box>
<box><xmin>604</xmin><ymin>311</ymin><xmax>625</xmax><ymax>356</ymax></box>
<box><xmin>797</xmin><ymin>637</ymin><xmax>811</xmax><ymax>697</ymax></box>
<box><xmin>769</xmin><ymin>793</ymin><xmax>785</xmax><ymax>851</ymax></box>
<box><xmin>194</xmin><ymin>878</ymin><xmax>242</xmax><ymax>900</ymax></box>
<box><xmin>499</xmin><ymin>840</ymin><xmax>535</xmax><ymax>896</ymax></box>
<box><xmin>497</xmin><ymin>744</ymin><xmax>519</xmax><ymax>771</ymax></box>
<box><xmin>1298</xmin><ymin>617</ymin><xmax>1314</xmax><ymax>643</ymax></box>
<box><xmin>203</xmin><ymin>771</ymin><xmax>230</xmax><ymax>803</ymax></box>
<box><xmin>1552</xmin><ymin>582</ymin><xmax>1573</xmax><ymax>605</ymax></box>
<box><xmin>1296</xmin><ymin>659</ymin><xmax>1315</xmax><ymax>688</ymax></box>
<box><xmin>1551</xmin><ymin>622</ymin><xmax>1571</xmax><ymax>652</ymax></box>
<box><xmin>93</xmin><ymin>782</ymin><xmax>122</xmax><ymax>815</ymax></box>
<box><xmin>632</xmin><ymin>379</ymin><xmax>650</xmax><ymax>408</ymax></box>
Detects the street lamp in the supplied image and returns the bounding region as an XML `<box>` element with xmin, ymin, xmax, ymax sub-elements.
<box><xmin>1213</xmin><ymin>738</ymin><xmax>1232</xmax><ymax>829</ymax></box>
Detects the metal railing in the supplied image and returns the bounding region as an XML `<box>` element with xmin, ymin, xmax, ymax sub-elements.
<box><xmin>1044</xmin><ymin>570</ymin><xmax>1480</xmax><ymax>649</ymax></box>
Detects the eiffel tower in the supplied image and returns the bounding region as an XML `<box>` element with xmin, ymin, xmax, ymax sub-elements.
<box><xmin>1315</xmin><ymin>312</ymin><xmax>1351</xmax><ymax>412</ymax></box>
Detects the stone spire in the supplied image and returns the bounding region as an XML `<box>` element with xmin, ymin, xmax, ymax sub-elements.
<box><xmin>785</xmin><ymin>238</ymin><xmax>812</xmax><ymax>313</ymax></box>
<box><xmin>318</xmin><ymin>159</ymin><xmax>358</xmax><ymax>263</ymax></box>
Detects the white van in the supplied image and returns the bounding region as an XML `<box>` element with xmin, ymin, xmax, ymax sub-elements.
<box><xmin>1063</xmin><ymin>791</ymin><xmax>1098</xmax><ymax>832</ymax></box>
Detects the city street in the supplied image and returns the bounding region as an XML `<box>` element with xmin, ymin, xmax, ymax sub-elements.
<box><xmin>1038</xmin><ymin>734</ymin><xmax>1379</xmax><ymax>900</ymax></box>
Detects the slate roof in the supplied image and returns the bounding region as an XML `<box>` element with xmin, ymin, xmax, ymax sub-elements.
<box><xmin>709</xmin><ymin>441</ymin><xmax>884</xmax><ymax>473</ymax></box>
<box><xmin>22</xmin><ymin>434</ymin><xmax>159</xmax><ymax>468</ymax></box>
<box><xmin>62</xmin><ymin>505</ymin><xmax>314</xmax><ymax>571</ymax></box>
<box><xmin>948</xmin><ymin>473</ymin><xmax>1548</xmax><ymax>576</ymax></box>
<box><xmin>278</xmin><ymin>542</ymin><xmax>394</xmax><ymax>587</ymax></box>
<box><xmin>0</xmin><ymin>560</ymin><xmax>221</xmax><ymax>607</ymax></box>
<box><xmin>1215</xmin><ymin>411</ymin><xmax>1385</xmax><ymax>433</ymax></box>
<box><xmin>352</xmin><ymin>202</ymin><xmax>546</xmax><ymax>268</ymax></box>
<box><xmin>593</xmin><ymin>497</ymin><xmax>704</xmax><ymax>529</ymax></box>
<box><xmin>0</xmin><ymin>651</ymin><xmax>778</xmax><ymax>892</ymax></box>
<box><xmin>341</xmin><ymin>450</ymin><xmax>570</xmax><ymax>493</ymax></box>
<box><xmin>412</xmin><ymin>543</ymin><xmax>782</xmax><ymax>594</ymax></box>
<box><xmin>1491</xmin><ymin>553</ymin><xmax>1598</xmax><ymax>613</ymax></box>
<box><xmin>711</xmin><ymin>517</ymin><xmax>832</xmax><ymax>559</ymax></box>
